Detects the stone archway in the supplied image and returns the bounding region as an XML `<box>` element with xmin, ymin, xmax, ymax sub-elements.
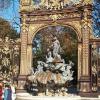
<box><xmin>18</xmin><ymin>0</ymin><xmax>92</xmax><ymax>96</ymax></box>
<box><xmin>27</xmin><ymin>24</ymin><xmax>82</xmax><ymax>89</ymax></box>
<box><xmin>30</xmin><ymin>23</ymin><xmax>82</xmax><ymax>88</ymax></box>
<box><xmin>31</xmin><ymin>24</ymin><xmax>82</xmax><ymax>43</ymax></box>
<box><xmin>18</xmin><ymin>22</ymin><xmax>84</xmax><ymax>93</ymax></box>
<box><xmin>31</xmin><ymin>25</ymin><xmax>79</xmax><ymax>88</ymax></box>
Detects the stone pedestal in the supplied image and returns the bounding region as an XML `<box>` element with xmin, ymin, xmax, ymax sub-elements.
<box><xmin>17</xmin><ymin>75</ymin><xmax>27</xmax><ymax>93</ymax></box>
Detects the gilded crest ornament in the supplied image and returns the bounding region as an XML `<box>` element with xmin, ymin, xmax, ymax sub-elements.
<box><xmin>83</xmin><ymin>0</ymin><xmax>92</xmax><ymax>5</ymax></box>
<box><xmin>32</xmin><ymin>0</ymin><xmax>83</xmax><ymax>10</ymax></box>
<box><xmin>49</xmin><ymin>14</ymin><xmax>63</xmax><ymax>21</ymax></box>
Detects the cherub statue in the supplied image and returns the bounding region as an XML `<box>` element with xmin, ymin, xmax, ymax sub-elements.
<box><xmin>4</xmin><ymin>36</ymin><xmax>9</xmax><ymax>43</ymax></box>
<box><xmin>62</xmin><ymin>61</ymin><xmax>74</xmax><ymax>81</ymax></box>
<box><xmin>37</xmin><ymin>61</ymin><xmax>43</xmax><ymax>72</ymax></box>
<box><xmin>46</xmin><ymin>48</ymin><xmax>54</xmax><ymax>63</ymax></box>
<box><xmin>51</xmin><ymin>36</ymin><xmax>61</xmax><ymax>57</ymax></box>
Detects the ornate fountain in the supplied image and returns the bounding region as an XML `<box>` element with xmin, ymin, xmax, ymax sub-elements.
<box><xmin>27</xmin><ymin>36</ymin><xmax>74</xmax><ymax>96</ymax></box>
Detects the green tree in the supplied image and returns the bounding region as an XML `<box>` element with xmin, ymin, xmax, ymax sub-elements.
<box><xmin>0</xmin><ymin>17</ymin><xmax>19</xmax><ymax>39</ymax></box>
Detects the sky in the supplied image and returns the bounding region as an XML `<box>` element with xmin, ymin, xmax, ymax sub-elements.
<box><xmin>0</xmin><ymin>0</ymin><xmax>20</xmax><ymax>33</ymax></box>
<box><xmin>93</xmin><ymin>0</ymin><xmax>100</xmax><ymax>37</ymax></box>
<box><xmin>0</xmin><ymin>0</ymin><xmax>99</xmax><ymax>36</ymax></box>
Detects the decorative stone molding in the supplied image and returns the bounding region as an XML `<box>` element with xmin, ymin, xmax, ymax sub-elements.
<box><xmin>49</xmin><ymin>14</ymin><xmax>63</xmax><ymax>21</ymax></box>
<box><xmin>20</xmin><ymin>0</ymin><xmax>92</xmax><ymax>12</ymax></box>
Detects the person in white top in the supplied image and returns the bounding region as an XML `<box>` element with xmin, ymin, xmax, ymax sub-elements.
<box><xmin>11</xmin><ymin>84</ymin><xmax>16</xmax><ymax>100</ymax></box>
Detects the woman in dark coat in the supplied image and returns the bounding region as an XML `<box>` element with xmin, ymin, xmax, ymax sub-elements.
<box><xmin>4</xmin><ymin>85</ymin><xmax>12</xmax><ymax>100</ymax></box>
<box><xmin>7</xmin><ymin>85</ymin><xmax>12</xmax><ymax>100</ymax></box>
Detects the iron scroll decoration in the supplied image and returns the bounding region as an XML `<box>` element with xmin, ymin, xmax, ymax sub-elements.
<box><xmin>91</xmin><ymin>43</ymin><xmax>98</xmax><ymax>92</ymax></box>
<box><xmin>0</xmin><ymin>37</ymin><xmax>20</xmax><ymax>83</ymax></box>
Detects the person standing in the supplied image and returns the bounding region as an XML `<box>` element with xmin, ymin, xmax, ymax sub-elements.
<box><xmin>7</xmin><ymin>85</ymin><xmax>12</xmax><ymax>100</ymax></box>
<box><xmin>4</xmin><ymin>85</ymin><xmax>12</xmax><ymax>100</ymax></box>
<box><xmin>0</xmin><ymin>83</ymin><xmax>3</xmax><ymax>100</ymax></box>
<box><xmin>4</xmin><ymin>85</ymin><xmax>8</xmax><ymax>100</ymax></box>
<box><xmin>11</xmin><ymin>84</ymin><xmax>16</xmax><ymax>100</ymax></box>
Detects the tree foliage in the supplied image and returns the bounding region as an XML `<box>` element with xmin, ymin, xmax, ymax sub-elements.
<box><xmin>32</xmin><ymin>26</ymin><xmax>78</xmax><ymax>66</ymax></box>
<box><xmin>0</xmin><ymin>17</ymin><xmax>19</xmax><ymax>39</ymax></box>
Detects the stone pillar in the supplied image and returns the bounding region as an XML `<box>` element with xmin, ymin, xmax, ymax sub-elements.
<box><xmin>18</xmin><ymin>14</ymin><xmax>29</xmax><ymax>91</ymax></box>
<box><xmin>27</xmin><ymin>44</ymin><xmax>33</xmax><ymax>73</ymax></box>
<box><xmin>79</xmin><ymin>8</ymin><xmax>91</xmax><ymax>94</ymax></box>
<box><xmin>77</xmin><ymin>42</ymin><xmax>82</xmax><ymax>90</ymax></box>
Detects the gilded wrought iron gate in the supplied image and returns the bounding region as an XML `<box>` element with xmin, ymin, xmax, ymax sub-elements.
<box><xmin>0</xmin><ymin>36</ymin><xmax>20</xmax><ymax>84</ymax></box>
<box><xmin>90</xmin><ymin>41</ymin><xmax>100</xmax><ymax>92</ymax></box>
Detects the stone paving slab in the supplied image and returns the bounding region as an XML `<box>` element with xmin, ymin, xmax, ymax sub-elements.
<box><xmin>16</xmin><ymin>93</ymin><xmax>100</xmax><ymax>100</ymax></box>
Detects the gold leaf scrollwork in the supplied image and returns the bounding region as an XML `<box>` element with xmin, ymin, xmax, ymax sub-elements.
<box><xmin>81</xmin><ymin>8</ymin><xmax>90</xmax><ymax>28</ymax></box>
<box><xmin>21</xmin><ymin>14</ymin><xmax>28</xmax><ymax>33</ymax></box>
<box><xmin>83</xmin><ymin>0</ymin><xmax>92</xmax><ymax>5</ymax></box>
<box><xmin>20</xmin><ymin>0</ymin><xmax>31</xmax><ymax>6</ymax></box>
<box><xmin>49</xmin><ymin>14</ymin><xmax>63</xmax><ymax>21</ymax></box>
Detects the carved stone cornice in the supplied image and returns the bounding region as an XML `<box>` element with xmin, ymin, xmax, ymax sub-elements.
<box><xmin>90</xmin><ymin>39</ymin><xmax>100</xmax><ymax>43</ymax></box>
<box><xmin>25</xmin><ymin>12</ymin><xmax>81</xmax><ymax>24</ymax></box>
<box><xmin>20</xmin><ymin>4</ymin><xmax>92</xmax><ymax>25</ymax></box>
<box><xmin>20</xmin><ymin>0</ymin><xmax>92</xmax><ymax>12</ymax></box>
